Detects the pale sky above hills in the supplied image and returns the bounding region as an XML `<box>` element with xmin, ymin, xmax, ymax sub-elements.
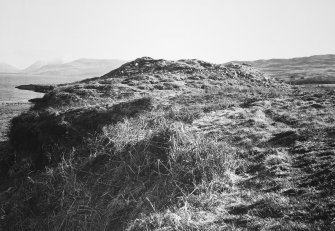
<box><xmin>0</xmin><ymin>0</ymin><xmax>334</xmax><ymax>68</ymax></box>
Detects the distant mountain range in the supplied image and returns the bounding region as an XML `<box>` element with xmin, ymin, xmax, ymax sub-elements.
<box><xmin>1</xmin><ymin>55</ymin><xmax>335</xmax><ymax>83</ymax></box>
<box><xmin>233</xmin><ymin>54</ymin><xmax>335</xmax><ymax>84</ymax></box>
<box><xmin>0</xmin><ymin>62</ymin><xmax>20</xmax><ymax>73</ymax></box>
<box><xmin>0</xmin><ymin>59</ymin><xmax>127</xmax><ymax>77</ymax></box>
<box><xmin>24</xmin><ymin>60</ymin><xmax>64</xmax><ymax>73</ymax></box>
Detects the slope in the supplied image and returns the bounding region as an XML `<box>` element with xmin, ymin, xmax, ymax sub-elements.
<box><xmin>0</xmin><ymin>62</ymin><xmax>21</xmax><ymax>73</ymax></box>
<box><xmin>24</xmin><ymin>58</ymin><xmax>127</xmax><ymax>77</ymax></box>
<box><xmin>24</xmin><ymin>60</ymin><xmax>63</xmax><ymax>73</ymax></box>
<box><xmin>235</xmin><ymin>54</ymin><xmax>335</xmax><ymax>84</ymax></box>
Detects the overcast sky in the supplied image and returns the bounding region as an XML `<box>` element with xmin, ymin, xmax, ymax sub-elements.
<box><xmin>0</xmin><ymin>0</ymin><xmax>334</xmax><ymax>68</ymax></box>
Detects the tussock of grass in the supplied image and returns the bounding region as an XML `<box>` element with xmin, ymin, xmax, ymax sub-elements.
<box><xmin>1</xmin><ymin>113</ymin><xmax>238</xmax><ymax>230</ymax></box>
<box><xmin>8</xmin><ymin>97</ymin><xmax>153</xmax><ymax>170</ymax></box>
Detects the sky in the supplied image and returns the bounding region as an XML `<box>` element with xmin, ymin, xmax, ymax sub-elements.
<box><xmin>0</xmin><ymin>0</ymin><xmax>335</xmax><ymax>68</ymax></box>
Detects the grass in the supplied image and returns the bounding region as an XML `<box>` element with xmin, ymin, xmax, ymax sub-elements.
<box><xmin>8</xmin><ymin>97</ymin><xmax>153</xmax><ymax>170</ymax></box>
<box><xmin>0</xmin><ymin>103</ymin><xmax>31</xmax><ymax>141</ymax></box>
<box><xmin>239</xmin><ymin>54</ymin><xmax>335</xmax><ymax>85</ymax></box>
<box><xmin>1</xmin><ymin>113</ymin><xmax>238</xmax><ymax>230</ymax></box>
<box><xmin>1</xmin><ymin>57</ymin><xmax>335</xmax><ymax>230</ymax></box>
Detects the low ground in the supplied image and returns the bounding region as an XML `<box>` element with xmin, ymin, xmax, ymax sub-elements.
<box><xmin>236</xmin><ymin>54</ymin><xmax>335</xmax><ymax>84</ymax></box>
<box><xmin>0</xmin><ymin>57</ymin><xmax>334</xmax><ymax>230</ymax></box>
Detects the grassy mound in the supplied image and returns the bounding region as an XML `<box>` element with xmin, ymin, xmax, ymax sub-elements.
<box><xmin>1</xmin><ymin>57</ymin><xmax>335</xmax><ymax>230</ymax></box>
<box><xmin>2</xmin><ymin>113</ymin><xmax>237</xmax><ymax>230</ymax></box>
<box><xmin>8</xmin><ymin>97</ymin><xmax>153</xmax><ymax>170</ymax></box>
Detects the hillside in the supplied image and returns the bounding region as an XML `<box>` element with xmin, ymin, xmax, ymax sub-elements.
<box><xmin>235</xmin><ymin>54</ymin><xmax>335</xmax><ymax>84</ymax></box>
<box><xmin>1</xmin><ymin>57</ymin><xmax>334</xmax><ymax>230</ymax></box>
<box><xmin>0</xmin><ymin>62</ymin><xmax>20</xmax><ymax>73</ymax></box>
<box><xmin>24</xmin><ymin>60</ymin><xmax>63</xmax><ymax>73</ymax></box>
<box><xmin>24</xmin><ymin>58</ymin><xmax>127</xmax><ymax>77</ymax></box>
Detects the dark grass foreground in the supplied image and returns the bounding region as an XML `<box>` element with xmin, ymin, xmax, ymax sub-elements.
<box><xmin>0</xmin><ymin>57</ymin><xmax>335</xmax><ymax>230</ymax></box>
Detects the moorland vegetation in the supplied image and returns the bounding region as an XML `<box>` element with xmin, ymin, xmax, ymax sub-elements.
<box><xmin>0</xmin><ymin>57</ymin><xmax>334</xmax><ymax>230</ymax></box>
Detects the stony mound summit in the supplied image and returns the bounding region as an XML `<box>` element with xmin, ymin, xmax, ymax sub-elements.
<box><xmin>33</xmin><ymin>57</ymin><xmax>286</xmax><ymax>108</ymax></box>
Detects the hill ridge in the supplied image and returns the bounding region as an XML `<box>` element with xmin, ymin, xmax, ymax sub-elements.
<box><xmin>22</xmin><ymin>58</ymin><xmax>127</xmax><ymax>77</ymax></box>
<box><xmin>233</xmin><ymin>54</ymin><xmax>335</xmax><ymax>84</ymax></box>
<box><xmin>0</xmin><ymin>62</ymin><xmax>20</xmax><ymax>73</ymax></box>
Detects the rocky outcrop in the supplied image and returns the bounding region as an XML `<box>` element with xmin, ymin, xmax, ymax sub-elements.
<box><xmin>16</xmin><ymin>84</ymin><xmax>55</xmax><ymax>93</ymax></box>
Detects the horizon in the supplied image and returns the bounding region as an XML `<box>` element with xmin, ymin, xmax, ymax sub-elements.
<box><xmin>1</xmin><ymin>53</ymin><xmax>335</xmax><ymax>71</ymax></box>
<box><xmin>0</xmin><ymin>57</ymin><xmax>129</xmax><ymax>70</ymax></box>
<box><xmin>1</xmin><ymin>0</ymin><xmax>335</xmax><ymax>68</ymax></box>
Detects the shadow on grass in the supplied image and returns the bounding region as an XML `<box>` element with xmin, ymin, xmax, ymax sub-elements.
<box><xmin>7</xmin><ymin>97</ymin><xmax>153</xmax><ymax>170</ymax></box>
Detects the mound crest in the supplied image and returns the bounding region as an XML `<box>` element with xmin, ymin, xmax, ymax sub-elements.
<box><xmin>32</xmin><ymin>57</ymin><xmax>286</xmax><ymax>109</ymax></box>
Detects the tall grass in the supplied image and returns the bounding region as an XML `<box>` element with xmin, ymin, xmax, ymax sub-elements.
<box><xmin>1</xmin><ymin>111</ymin><xmax>238</xmax><ymax>230</ymax></box>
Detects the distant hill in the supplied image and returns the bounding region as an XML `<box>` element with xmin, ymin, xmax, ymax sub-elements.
<box><xmin>233</xmin><ymin>54</ymin><xmax>335</xmax><ymax>84</ymax></box>
<box><xmin>24</xmin><ymin>59</ymin><xmax>127</xmax><ymax>77</ymax></box>
<box><xmin>0</xmin><ymin>62</ymin><xmax>20</xmax><ymax>73</ymax></box>
<box><xmin>24</xmin><ymin>60</ymin><xmax>63</xmax><ymax>73</ymax></box>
